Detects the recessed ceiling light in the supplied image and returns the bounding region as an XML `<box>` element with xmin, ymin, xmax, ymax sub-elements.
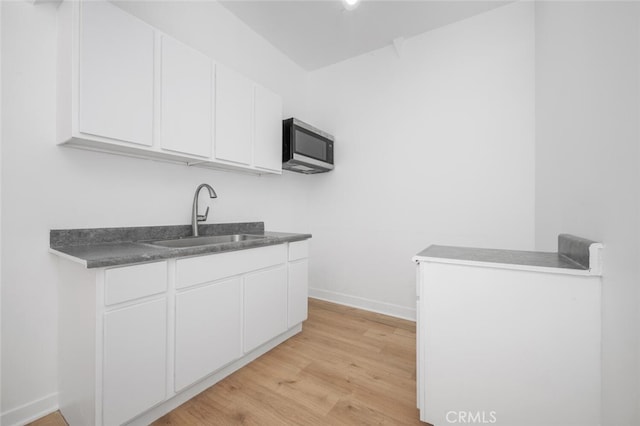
<box><xmin>342</xmin><ymin>0</ymin><xmax>361</xmax><ymax>11</ymax></box>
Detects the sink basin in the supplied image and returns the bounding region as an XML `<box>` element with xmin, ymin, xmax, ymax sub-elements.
<box><xmin>148</xmin><ymin>234</ymin><xmax>266</xmax><ymax>248</ymax></box>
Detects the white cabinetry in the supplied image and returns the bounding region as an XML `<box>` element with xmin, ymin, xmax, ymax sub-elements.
<box><xmin>57</xmin><ymin>240</ymin><xmax>309</xmax><ymax>425</ymax></box>
<box><xmin>287</xmin><ymin>260</ymin><xmax>308</xmax><ymax>327</ymax></box>
<box><xmin>58</xmin><ymin>260</ymin><xmax>168</xmax><ymax>426</ymax></box>
<box><xmin>287</xmin><ymin>240</ymin><xmax>309</xmax><ymax>327</ymax></box>
<box><xmin>103</xmin><ymin>299</ymin><xmax>167</xmax><ymax>426</ymax></box>
<box><xmin>244</xmin><ymin>266</ymin><xmax>288</xmax><ymax>352</ymax></box>
<box><xmin>212</xmin><ymin>74</ymin><xmax>284</xmax><ymax>171</ymax></box>
<box><xmin>160</xmin><ymin>36</ymin><xmax>213</xmax><ymax>158</ymax></box>
<box><xmin>57</xmin><ymin>0</ymin><xmax>283</xmax><ymax>174</ymax></box>
<box><xmin>104</xmin><ymin>261</ymin><xmax>166</xmax><ymax>305</ymax></box>
<box><xmin>254</xmin><ymin>85</ymin><xmax>283</xmax><ymax>171</ymax></box>
<box><xmin>175</xmin><ymin>278</ymin><xmax>242</xmax><ymax>391</ymax></box>
<box><xmin>214</xmin><ymin>65</ymin><xmax>254</xmax><ymax>165</ymax></box>
<box><xmin>60</xmin><ymin>0</ymin><xmax>154</xmax><ymax>147</ymax></box>
<box><xmin>415</xmin><ymin>260</ymin><xmax>602</xmax><ymax>426</ymax></box>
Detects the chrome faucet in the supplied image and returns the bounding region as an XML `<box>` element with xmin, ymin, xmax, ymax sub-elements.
<box><xmin>191</xmin><ymin>183</ymin><xmax>217</xmax><ymax>237</ymax></box>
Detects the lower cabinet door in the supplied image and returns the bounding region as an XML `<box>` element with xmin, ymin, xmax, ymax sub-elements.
<box><xmin>288</xmin><ymin>259</ymin><xmax>308</xmax><ymax>328</ymax></box>
<box><xmin>244</xmin><ymin>265</ymin><xmax>288</xmax><ymax>352</ymax></box>
<box><xmin>103</xmin><ymin>298</ymin><xmax>167</xmax><ymax>426</ymax></box>
<box><xmin>175</xmin><ymin>278</ymin><xmax>242</xmax><ymax>391</ymax></box>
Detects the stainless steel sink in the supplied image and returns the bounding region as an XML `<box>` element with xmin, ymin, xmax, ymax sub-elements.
<box><xmin>148</xmin><ymin>234</ymin><xmax>266</xmax><ymax>248</ymax></box>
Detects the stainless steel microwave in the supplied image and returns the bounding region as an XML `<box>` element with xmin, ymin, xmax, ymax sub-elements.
<box><xmin>282</xmin><ymin>118</ymin><xmax>334</xmax><ymax>174</ymax></box>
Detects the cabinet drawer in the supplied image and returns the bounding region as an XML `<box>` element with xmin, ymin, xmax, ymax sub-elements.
<box><xmin>176</xmin><ymin>244</ymin><xmax>287</xmax><ymax>289</ymax></box>
<box><xmin>105</xmin><ymin>261</ymin><xmax>167</xmax><ymax>306</ymax></box>
<box><xmin>288</xmin><ymin>240</ymin><xmax>309</xmax><ymax>261</ymax></box>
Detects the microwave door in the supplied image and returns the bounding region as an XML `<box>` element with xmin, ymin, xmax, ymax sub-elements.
<box><xmin>294</xmin><ymin>128</ymin><xmax>329</xmax><ymax>162</ymax></box>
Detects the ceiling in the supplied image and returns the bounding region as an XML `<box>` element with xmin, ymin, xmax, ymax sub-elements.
<box><xmin>219</xmin><ymin>0</ymin><xmax>511</xmax><ymax>71</ymax></box>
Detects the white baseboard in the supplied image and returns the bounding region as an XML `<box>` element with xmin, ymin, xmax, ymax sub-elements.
<box><xmin>1</xmin><ymin>392</ymin><xmax>58</xmax><ymax>426</ymax></box>
<box><xmin>309</xmin><ymin>288</ymin><xmax>416</xmax><ymax>321</ymax></box>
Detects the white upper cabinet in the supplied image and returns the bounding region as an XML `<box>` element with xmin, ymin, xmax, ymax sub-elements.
<box><xmin>215</xmin><ymin>65</ymin><xmax>254</xmax><ymax>165</ymax></box>
<box><xmin>160</xmin><ymin>36</ymin><xmax>213</xmax><ymax>158</ymax></box>
<box><xmin>58</xmin><ymin>0</ymin><xmax>284</xmax><ymax>175</ymax></box>
<box><xmin>78</xmin><ymin>1</ymin><xmax>154</xmax><ymax>146</ymax></box>
<box><xmin>254</xmin><ymin>85</ymin><xmax>283</xmax><ymax>172</ymax></box>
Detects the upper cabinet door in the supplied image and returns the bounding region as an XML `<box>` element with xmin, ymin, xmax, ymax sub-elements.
<box><xmin>160</xmin><ymin>36</ymin><xmax>213</xmax><ymax>158</ymax></box>
<box><xmin>215</xmin><ymin>65</ymin><xmax>253</xmax><ymax>165</ymax></box>
<box><xmin>79</xmin><ymin>1</ymin><xmax>154</xmax><ymax>146</ymax></box>
<box><xmin>254</xmin><ymin>85</ymin><xmax>283</xmax><ymax>172</ymax></box>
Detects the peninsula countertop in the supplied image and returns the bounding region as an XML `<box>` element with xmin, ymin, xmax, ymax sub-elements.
<box><xmin>50</xmin><ymin>222</ymin><xmax>311</xmax><ymax>269</ymax></box>
<box><xmin>413</xmin><ymin>234</ymin><xmax>603</xmax><ymax>276</ymax></box>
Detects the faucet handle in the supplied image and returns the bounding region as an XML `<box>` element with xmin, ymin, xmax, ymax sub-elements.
<box><xmin>197</xmin><ymin>206</ymin><xmax>210</xmax><ymax>222</ymax></box>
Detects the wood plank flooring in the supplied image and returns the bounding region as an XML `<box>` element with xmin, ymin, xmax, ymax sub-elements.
<box><xmin>31</xmin><ymin>299</ymin><xmax>424</xmax><ymax>425</ymax></box>
<box><xmin>27</xmin><ymin>412</ymin><xmax>68</xmax><ymax>426</ymax></box>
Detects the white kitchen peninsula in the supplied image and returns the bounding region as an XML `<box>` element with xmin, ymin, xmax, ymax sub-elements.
<box><xmin>413</xmin><ymin>235</ymin><xmax>603</xmax><ymax>426</ymax></box>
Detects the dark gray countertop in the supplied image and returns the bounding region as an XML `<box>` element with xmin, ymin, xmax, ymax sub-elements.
<box><xmin>50</xmin><ymin>222</ymin><xmax>311</xmax><ymax>268</ymax></box>
<box><xmin>413</xmin><ymin>234</ymin><xmax>602</xmax><ymax>275</ymax></box>
<box><xmin>414</xmin><ymin>245</ymin><xmax>586</xmax><ymax>270</ymax></box>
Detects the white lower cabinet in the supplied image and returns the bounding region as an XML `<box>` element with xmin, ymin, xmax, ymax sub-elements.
<box><xmin>244</xmin><ymin>265</ymin><xmax>288</xmax><ymax>352</ymax></box>
<box><xmin>287</xmin><ymin>259</ymin><xmax>308</xmax><ymax>328</ymax></box>
<box><xmin>57</xmin><ymin>240</ymin><xmax>309</xmax><ymax>426</ymax></box>
<box><xmin>175</xmin><ymin>278</ymin><xmax>242</xmax><ymax>391</ymax></box>
<box><xmin>287</xmin><ymin>240</ymin><xmax>309</xmax><ymax>328</ymax></box>
<box><xmin>103</xmin><ymin>299</ymin><xmax>168</xmax><ymax>426</ymax></box>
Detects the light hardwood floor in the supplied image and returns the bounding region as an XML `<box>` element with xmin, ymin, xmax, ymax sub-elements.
<box><xmin>31</xmin><ymin>298</ymin><xmax>424</xmax><ymax>425</ymax></box>
<box><xmin>27</xmin><ymin>413</ymin><xmax>68</xmax><ymax>426</ymax></box>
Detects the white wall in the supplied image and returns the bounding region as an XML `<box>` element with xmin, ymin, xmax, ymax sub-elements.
<box><xmin>534</xmin><ymin>2</ymin><xmax>640</xmax><ymax>425</ymax></box>
<box><xmin>302</xmin><ymin>1</ymin><xmax>535</xmax><ymax>318</ymax></box>
<box><xmin>0</xmin><ymin>1</ymin><xmax>309</xmax><ymax>424</ymax></box>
